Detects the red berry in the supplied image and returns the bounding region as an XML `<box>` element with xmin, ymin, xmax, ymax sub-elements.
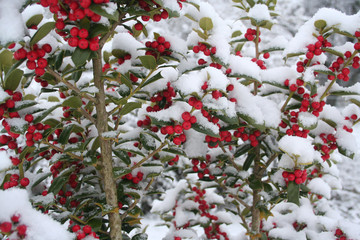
<box><xmin>0</xmin><ymin>222</ymin><xmax>12</xmax><ymax>233</ymax></box>
<box><xmin>78</xmin><ymin>39</ymin><xmax>89</xmax><ymax>49</ymax></box>
<box><xmin>37</xmin><ymin>58</ymin><xmax>48</xmax><ymax>68</ymax></box>
<box><xmin>80</xmin><ymin>0</ymin><xmax>91</xmax><ymax>8</ymax></box>
<box><xmin>78</xmin><ymin>29</ymin><xmax>89</xmax><ymax>39</ymax></box>
<box><xmin>134</xmin><ymin>23</ymin><xmax>143</xmax><ymax>31</ymax></box>
<box><xmin>161</xmin><ymin>10</ymin><xmax>169</xmax><ymax>19</ymax></box>
<box><xmin>89</xmin><ymin>41</ymin><xmax>99</xmax><ymax>51</ymax></box>
<box><xmin>68</xmin><ymin>37</ymin><xmax>79</xmax><ymax>47</ymax></box>
<box><xmin>263</xmin><ymin>52</ymin><xmax>270</xmax><ymax>59</ymax></box>
<box><xmin>25</xmin><ymin>114</ymin><xmax>34</xmax><ymax>122</ymax></box>
<box><xmin>70</xmin><ymin>27</ymin><xmax>79</xmax><ymax>37</ymax></box>
<box><xmin>20</xmin><ymin>178</ymin><xmax>30</xmax><ymax>187</ymax></box>
<box><xmin>82</xmin><ymin>225</ymin><xmax>92</xmax><ymax>234</ymax></box>
<box><xmin>11</xmin><ymin>214</ymin><xmax>20</xmax><ymax>223</ymax></box>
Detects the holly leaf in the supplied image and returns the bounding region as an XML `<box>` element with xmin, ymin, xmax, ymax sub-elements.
<box><xmin>287</xmin><ymin>181</ymin><xmax>300</xmax><ymax>205</ymax></box>
<box><xmin>30</xmin><ymin>22</ymin><xmax>55</xmax><ymax>46</ymax></box>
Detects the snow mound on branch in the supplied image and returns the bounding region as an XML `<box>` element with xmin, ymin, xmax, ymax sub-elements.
<box><xmin>0</xmin><ymin>189</ymin><xmax>74</xmax><ymax>240</ymax></box>
<box><xmin>0</xmin><ymin>0</ymin><xmax>25</xmax><ymax>44</ymax></box>
<box><xmin>248</xmin><ymin>4</ymin><xmax>271</xmax><ymax>22</ymax></box>
<box><xmin>278</xmin><ymin>135</ymin><xmax>315</xmax><ymax>166</ymax></box>
<box><xmin>307</xmin><ymin>178</ymin><xmax>331</xmax><ymax>199</ymax></box>
<box><xmin>151</xmin><ymin>179</ymin><xmax>188</xmax><ymax>213</ymax></box>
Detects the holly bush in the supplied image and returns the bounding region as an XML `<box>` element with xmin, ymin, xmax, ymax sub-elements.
<box><xmin>0</xmin><ymin>0</ymin><xmax>360</xmax><ymax>240</ymax></box>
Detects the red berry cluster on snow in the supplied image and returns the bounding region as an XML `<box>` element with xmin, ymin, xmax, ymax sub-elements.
<box><xmin>137</xmin><ymin>0</ymin><xmax>186</xmax><ymax>24</ymax></box>
<box><xmin>191</xmin><ymin>155</ymin><xmax>216</xmax><ymax>180</ymax></box>
<box><xmin>13</xmin><ymin>43</ymin><xmax>52</xmax><ymax>76</ymax></box>
<box><xmin>147</xmin><ymin>82</ymin><xmax>176</xmax><ymax>112</ymax></box>
<box><xmin>282</xmin><ymin>169</ymin><xmax>307</xmax><ymax>185</ymax></box>
<box><xmin>191</xmin><ymin>186</ymin><xmax>229</xmax><ymax>240</ymax></box>
<box><xmin>335</xmin><ymin>228</ymin><xmax>349</xmax><ymax>240</ymax></box>
<box><xmin>145</xmin><ymin>36</ymin><xmax>172</xmax><ymax>58</ymax></box>
<box><xmin>71</xmin><ymin>223</ymin><xmax>99</xmax><ymax>239</ymax></box>
<box><xmin>245</xmin><ymin>28</ymin><xmax>261</xmax><ymax>42</ymax></box>
<box><xmin>2</xmin><ymin>174</ymin><xmax>30</xmax><ymax>190</ymax></box>
<box><xmin>314</xmin><ymin>133</ymin><xmax>337</xmax><ymax>161</ymax></box>
<box><xmin>233</xmin><ymin>127</ymin><xmax>261</xmax><ymax>147</ymax></box>
<box><xmin>39</xmin><ymin>0</ymin><xmax>105</xmax><ymax>51</ymax></box>
<box><xmin>0</xmin><ymin>214</ymin><xmax>27</xmax><ymax>239</ymax></box>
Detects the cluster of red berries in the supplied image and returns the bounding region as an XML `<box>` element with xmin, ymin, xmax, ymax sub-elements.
<box><xmin>145</xmin><ymin>36</ymin><xmax>172</xmax><ymax>59</ymax></box>
<box><xmin>282</xmin><ymin>169</ymin><xmax>307</xmax><ymax>185</ymax></box>
<box><xmin>193</xmin><ymin>43</ymin><xmax>217</xmax><ymax>67</ymax></box>
<box><xmin>122</xmin><ymin>171</ymin><xmax>144</xmax><ymax>184</ymax></box>
<box><xmin>68</xmin><ymin>27</ymin><xmax>99</xmax><ymax>51</ymax></box>
<box><xmin>304</xmin><ymin>35</ymin><xmax>331</xmax><ymax>61</ymax></box>
<box><xmin>335</xmin><ymin>228</ymin><xmax>349</xmax><ymax>240</ymax></box>
<box><xmin>39</xmin><ymin>0</ymin><xmax>105</xmax><ymax>51</ymax></box>
<box><xmin>160</xmin><ymin>122</ymin><xmax>188</xmax><ymax>146</ymax></box>
<box><xmin>191</xmin><ymin>187</ymin><xmax>229</xmax><ymax>240</ymax></box>
<box><xmin>233</xmin><ymin>127</ymin><xmax>261</xmax><ymax>147</ymax></box>
<box><xmin>191</xmin><ymin>156</ymin><xmax>215</xmax><ymax>180</ymax></box>
<box><xmin>147</xmin><ymin>82</ymin><xmax>176</xmax><ymax>112</ymax></box>
<box><xmin>314</xmin><ymin>133</ymin><xmax>337</xmax><ymax>161</ymax></box>
<box><xmin>71</xmin><ymin>224</ymin><xmax>99</xmax><ymax>239</ymax></box>
<box><xmin>251</xmin><ymin>57</ymin><xmax>266</xmax><ymax>69</ymax></box>
<box><xmin>137</xmin><ymin>116</ymin><xmax>159</xmax><ymax>133</ymax></box>
<box><xmin>117</xmin><ymin>53</ymin><xmax>132</xmax><ymax>65</ymax></box>
<box><xmin>13</xmin><ymin>44</ymin><xmax>52</xmax><ymax>76</ymax></box>
<box><xmin>0</xmin><ymin>214</ymin><xmax>27</xmax><ymax>239</ymax></box>
<box><xmin>292</xmin><ymin>221</ymin><xmax>307</xmax><ymax>232</ymax></box>
<box><xmin>168</xmin><ymin>155</ymin><xmax>179</xmax><ymax>166</ymax></box>
<box><xmin>137</xmin><ymin>0</ymin><xmax>185</xmax><ymax>23</ymax></box>
<box><xmin>2</xmin><ymin>174</ymin><xmax>30</xmax><ymax>190</ymax></box>
<box><xmin>245</xmin><ymin>28</ymin><xmax>261</xmax><ymax>42</ymax></box>
<box><xmin>353</xmin><ymin>31</ymin><xmax>360</xmax><ymax>50</ymax></box>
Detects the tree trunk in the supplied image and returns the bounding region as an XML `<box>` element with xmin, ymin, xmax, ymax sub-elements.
<box><xmin>251</xmin><ymin>146</ymin><xmax>261</xmax><ymax>240</ymax></box>
<box><xmin>93</xmin><ymin>54</ymin><xmax>122</xmax><ymax>240</ymax></box>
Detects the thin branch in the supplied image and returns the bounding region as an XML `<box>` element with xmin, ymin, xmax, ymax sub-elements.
<box><xmin>79</xmin><ymin>107</ymin><xmax>96</xmax><ymax>125</ymax></box>
<box><xmin>45</xmin><ymin>142</ymin><xmax>82</xmax><ymax>160</ymax></box>
<box><xmin>46</xmin><ymin>67</ymin><xmax>98</xmax><ymax>103</ymax></box>
<box><xmin>130</xmin><ymin>141</ymin><xmax>168</xmax><ymax>171</ymax></box>
<box><xmin>99</xmin><ymin>12</ymin><xmax>126</xmax><ymax>49</ymax></box>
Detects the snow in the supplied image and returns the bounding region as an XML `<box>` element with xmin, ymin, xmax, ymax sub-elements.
<box><xmin>151</xmin><ymin>179</ymin><xmax>187</xmax><ymax>213</ymax></box>
<box><xmin>0</xmin><ymin>189</ymin><xmax>74</xmax><ymax>240</ymax></box>
<box><xmin>183</xmin><ymin>129</ymin><xmax>208</xmax><ymax>157</ymax></box>
<box><xmin>228</xmin><ymin>55</ymin><xmax>261</xmax><ymax>80</ymax></box>
<box><xmin>307</xmin><ymin>178</ymin><xmax>331</xmax><ymax>199</ymax></box>
<box><xmin>278</xmin><ymin>135</ymin><xmax>315</xmax><ymax>166</ymax></box>
<box><xmin>0</xmin><ymin>150</ymin><xmax>12</xmax><ymax>171</ymax></box>
<box><xmin>298</xmin><ymin>112</ymin><xmax>318</xmax><ymax>129</ymax></box>
<box><xmin>0</xmin><ymin>0</ymin><xmax>25</xmax><ymax>44</ymax></box>
<box><xmin>284</xmin><ymin>8</ymin><xmax>360</xmax><ymax>56</ymax></box>
<box><xmin>248</xmin><ymin>4</ymin><xmax>271</xmax><ymax>22</ymax></box>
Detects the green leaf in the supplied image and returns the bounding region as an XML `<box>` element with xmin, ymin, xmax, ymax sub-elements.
<box><xmin>8</xmin><ymin>100</ymin><xmax>37</xmax><ymax>112</ymax></box>
<box><xmin>119</xmin><ymin>102</ymin><xmax>142</xmax><ymax>116</ymax></box>
<box><xmin>330</xmin><ymin>90</ymin><xmax>359</xmax><ymax>96</ymax></box>
<box><xmin>234</xmin><ymin>144</ymin><xmax>252</xmax><ymax>158</ymax></box>
<box><xmin>113</xmin><ymin>149</ymin><xmax>131</xmax><ymax>165</ymax></box>
<box><xmin>48</xmin><ymin>96</ymin><xmax>60</xmax><ymax>102</ymax></box>
<box><xmin>314</xmin><ymin>19</ymin><xmax>327</xmax><ymax>30</ymax></box>
<box><xmin>287</xmin><ymin>181</ymin><xmax>300</xmax><ymax>205</ymax></box>
<box><xmin>132</xmin><ymin>233</ymin><xmax>148</xmax><ymax>240</ymax></box>
<box><xmin>321</xmin><ymin>118</ymin><xmax>337</xmax><ymax>128</ymax></box>
<box><xmin>33</xmin><ymin>104</ymin><xmax>61</xmax><ymax>124</ymax></box>
<box><xmin>113</xmin><ymin>167</ymin><xmax>131</xmax><ymax>179</ymax></box>
<box><xmin>199</xmin><ymin>17</ymin><xmax>213</xmax><ymax>31</ymax></box>
<box><xmin>0</xmin><ymin>50</ymin><xmax>14</xmax><ymax>70</ymax></box>
<box><xmin>89</xmin><ymin>5</ymin><xmax>119</xmax><ymax>21</ymax></box>
<box><xmin>89</xmin><ymin>23</ymin><xmax>108</xmax><ymax>38</ymax></box>
<box><xmin>191</xmin><ymin>122</ymin><xmax>219</xmax><ymax>138</ymax></box>
<box><xmin>350</xmin><ymin>98</ymin><xmax>360</xmax><ymax>108</ymax></box>
<box><xmin>31</xmin><ymin>173</ymin><xmax>52</xmax><ymax>189</ymax></box>
<box><xmin>26</xmin><ymin>14</ymin><xmax>43</xmax><ymax>28</ymax></box>
<box><xmin>139</xmin><ymin>55</ymin><xmax>157</xmax><ymax>70</ymax></box>
<box><xmin>193</xmin><ymin>29</ymin><xmax>207</xmax><ymax>39</ymax></box>
<box><xmin>87</xmin><ymin>218</ymin><xmax>103</xmax><ymax>232</ymax></box>
<box><xmin>231</xmin><ymin>30</ymin><xmax>242</xmax><ymax>38</ymax></box>
<box><xmin>246</xmin><ymin>0</ymin><xmax>255</xmax><ymax>7</ymax></box>
<box><xmin>63</xmin><ymin>96</ymin><xmax>82</xmax><ymax>108</ymax></box>
<box><xmin>48</xmin><ymin>176</ymin><xmax>67</xmax><ymax>195</ymax></box>
<box><xmin>322</xmin><ymin>47</ymin><xmax>344</xmax><ymax>58</ymax></box>
<box><xmin>58</xmin><ymin>125</ymin><xmax>75</xmax><ymax>145</ymax></box>
<box><xmin>30</xmin><ymin>22</ymin><xmax>55</xmax><ymax>46</ymax></box>
<box><xmin>54</xmin><ymin>51</ymin><xmax>64</xmax><ymax>70</ymax></box>
<box><xmin>72</xmin><ymin>48</ymin><xmax>92</xmax><ymax>67</ymax></box>
<box><xmin>285</xmin><ymin>52</ymin><xmax>305</xmax><ymax>59</ymax></box>
<box><xmin>142</xmin><ymin>72</ymin><xmax>163</xmax><ymax>87</ymax></box>
<box><xmin>140</xmin><ymin>132</ymin><xmax>155</xmax><ymax>150</ymax></box>
<box><xmin>248</xmin><ymin>174</ymin><xmax>262</xmax><ymax>190</ymax></box>
<box><xmin>243</xmin><ymin>153</ymin><xmax>256</xmax><ymax>171</ymax></box>
<box><xmin>4</xmin><ymin>69</ymin><xmax>23</xmax><ymax>91</ymax></box>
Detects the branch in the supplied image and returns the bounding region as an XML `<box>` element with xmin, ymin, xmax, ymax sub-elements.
<box><xmin>79</xmin><ymin>107</ymin><xmax>96</xmax><ymax>125</ymax></box>
<box><xmin>46</xmin><ymin>67</ymin><xmax>98</xmax><ymax>103</ymax></box>
<box><xmin>130</xmin><ymin>141</ymin><xmax>168</xmax><ymax>171</ymax></box>
<box><xmin>99</xmin><ymin>12</ymin><xmax>126</xmax><ymax>49</ymax></box>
